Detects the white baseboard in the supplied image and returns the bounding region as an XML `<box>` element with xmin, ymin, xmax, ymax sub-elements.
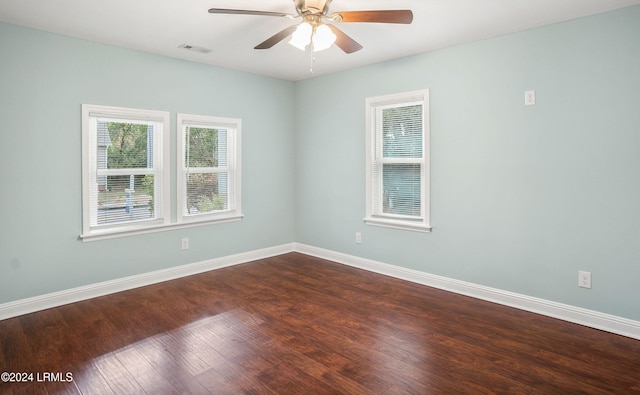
<box><xmin>294</xmin><ymin>243</ymin><xmax>640</xmax><ymax>341</ymax></box>
<box><xmin>3</xmin><ymin>242</ymin><xmax>639</xmax><ymax>341</ymax></box>
<box><xmin>0</xmin><ymin>243</ymin><xmax>295</xmax><ymax>321</ymax></box>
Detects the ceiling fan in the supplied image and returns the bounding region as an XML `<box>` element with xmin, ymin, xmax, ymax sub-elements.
<box><xmin>208</xmin><ymin>0</ymin><xmax>413</xmax><ymax>54</ymax></box>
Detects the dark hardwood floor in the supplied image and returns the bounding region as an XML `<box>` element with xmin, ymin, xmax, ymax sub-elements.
<box><xmin>1</xmin><ymin>252</ymin><xmax>640</xmax><ymax>394</ymax></box>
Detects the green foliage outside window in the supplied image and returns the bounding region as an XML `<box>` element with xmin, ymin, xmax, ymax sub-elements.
<box><xmin>185</xmin><ymin>127</ymin><xmax>227</xmax><ymax>214</ymax></box>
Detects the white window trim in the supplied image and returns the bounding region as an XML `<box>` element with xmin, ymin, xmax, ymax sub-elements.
<box><xmin>364</xmin><ymin>89</ymin><xmax>431</xmax><ymax>233</ymax></box>
<box><xmin>81</xmin><ymin>104</ymin><xmax>171</xmax><ymax>241</ymax></box>
<box><xmin>176</xmin><ymin>113</ymin><xmax>243</xmax><ymax>225</ymax></box>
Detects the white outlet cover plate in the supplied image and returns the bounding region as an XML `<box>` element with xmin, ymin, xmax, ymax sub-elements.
<box><xmin>578</xmin><ymin>271</ymin><xmax>591</xmax><ymax>288</ymax></box>
<box><xmin>525</xmin><ymin>90</ymin><xmax>536</xmax><ymax>106</ymax></box>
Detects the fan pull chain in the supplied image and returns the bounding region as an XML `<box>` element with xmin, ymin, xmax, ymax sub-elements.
<box><xmin>309</xmin><ymin>47</ymin><xmax>316</xmax><ymax>74</ymax></box>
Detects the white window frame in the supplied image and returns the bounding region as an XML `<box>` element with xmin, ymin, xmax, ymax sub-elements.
<box><xmin>364</xmin><ymin>89</ymin><xmax>431</xmax><ymax>232</ymax></box>
<box><xmin>176</xmin><ymin>113</ymin><xmax>243</xmax><ymax>225</ymax></box>
<box><xmin>81</xmin><ymin>104</ymin><xmax>171</xmax><ymax>240</ymax></box>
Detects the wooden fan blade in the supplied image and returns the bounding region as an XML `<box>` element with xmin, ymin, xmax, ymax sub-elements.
<box><xmin>255</xmin><ymin>25</ymin><xmax>299</xmax><ymax>49</ymax></box>
<box><xmin>330</xmin><ymin>10</ymin><xmax>413</xmax><ymax>24</ymax></box>
<box><xmin>208</xmin><ymin>8</ymin><xmax>292</xmax><ymax>18</ymax></box>
<box><xmin>327</xmin><ymin>25</ymin><xmax>363</xmax><ymax>54</ymax></box>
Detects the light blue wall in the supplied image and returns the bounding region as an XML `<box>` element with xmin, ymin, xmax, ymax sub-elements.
<box><xmin>2</xmin><ymin>6</ymin><xmax>639</xmax><ymax>322</ymax></box>
<box><xmin>295</xmin><ymin>6</ymin><xmax>640</xmax><ymax>320</ymax></box>
<box><xmin>0</xmin><ymin>23</ymin><xmax>296</xmax><ymax>303</ymax></box>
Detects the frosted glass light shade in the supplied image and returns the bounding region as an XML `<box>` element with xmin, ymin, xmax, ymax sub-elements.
<box><xmin>312</xmin><ymin>24</ymin><xmax>336</xmax><ymax>51</ymax></box>
<box><xmin>288</xmin><ymin>22</ymin><xmax>312</xmax><ymax>50</ymax></box>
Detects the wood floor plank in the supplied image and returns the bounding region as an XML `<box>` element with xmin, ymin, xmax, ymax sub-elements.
<box><xmin>92</xmin><ymin>352</ymin><xmax>146</xmax><ymax>394</ymax></box>
<box><xmin>71</xmin><ymin>361</ymin><xmax>116</xmax><ymax>395</ymax></box>
<box><xmin>0</xmin><ymin>318</ymin><xmax>34</xmax><ymax>372</ymax></box>
<box><xmin>135</xmin><ymin>334</ymin><xmax>212</xmax><ymax>393</ymax></box>
<box><xmin>147</xmin><ymin>332</ymin><xmax>212</xmax><ymax>377</ymax></box>
<box><xmin>2</xmin><ymin>252</ymin><xmax>640</xmax><ymax>394</ymax></box>
<box><xmin>115</xmin><ymin>344</ymin><xmax>185</xmax><ymax>394</ymax></box>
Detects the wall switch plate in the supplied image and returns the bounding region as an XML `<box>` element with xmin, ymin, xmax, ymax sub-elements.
<box><xmin>355</xmin><ymin>232</ymin><xmax>362</xmax><ymax>244</ymax></box>
<box><xmin>525</xmin><ymin>90</ymin><xmax>536</xmax><ymax>106</ymax></box>
<box><xmin>181</xmin><ymin>237</ymin><xmax>189</xmax><ymax>250</ymax></box>
<box><xmin>578</xmin><ymin>271</ymin><xmax>591</xmax><ymax>289</ymax></box>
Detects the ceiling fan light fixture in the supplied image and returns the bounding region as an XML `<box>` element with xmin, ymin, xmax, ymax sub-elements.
<box><xmin>288</xmin><ymin>22</ymin><xmax>312</xmax><ymax>50</ymax></box>
<box><xmin>210</xmin><ymin>4</ymin><xmax>414</xmax><ymax>55</ymax></box>
<box><xmin>312</xmin><ymin>24</ymin><xmax>336</xmax><ymax>51</ymax></box>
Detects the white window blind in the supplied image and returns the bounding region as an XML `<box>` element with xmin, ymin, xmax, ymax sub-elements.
<box><xmin>177</xmin><ymin>113</ymin><xmax>242</xmax><ymax>224</ymax></box>
<box><xmin>365</xmin><ymin>90</ymin><xmax>431</xmax><ymax>232</ymax></box>
<box><xmin>81</xmin><ymin>105</ymin><xmax>170</xmax><ymax>238</ymax></box>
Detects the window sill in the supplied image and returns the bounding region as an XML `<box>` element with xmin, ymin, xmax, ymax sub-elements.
<box><xmin>80</xmin><ymin>214</ymin><xmax>244</xmax><ymax>242</ymax></box>
<box><xmin>364</xmin><ymin>216</ymin><xmax>432</xmax><ymax>233</ymax></box>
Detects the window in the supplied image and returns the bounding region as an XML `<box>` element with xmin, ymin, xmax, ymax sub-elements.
<box><xmin>81</xmin><ymin>105</ymin><xmax>170</xmax><ymax>239</ymax></box>
<box><xmin>177</xmin><ymin>113</ymin><xmax>242</xmax><ymax>224</ymax></box>
<box><xmin>365</xmin><ymin>90</ymin><xmax>431</xmax><ymax>232</ymax></box>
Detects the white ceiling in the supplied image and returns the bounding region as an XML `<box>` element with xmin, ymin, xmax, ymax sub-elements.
<box><xmin>1</xmin><ymin>0</ymin><xmax>639</xmax><ymax>81</ymax></box>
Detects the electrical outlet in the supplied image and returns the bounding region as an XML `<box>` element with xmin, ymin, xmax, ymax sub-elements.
<box><xmin>525</xmin><ymin>90</ymin><xmax>536</xmax><ymax>106</ymax></box>
<box><xmin>181</xmin><ymin>237</ymin><xmax>189</xmax><ymax>250</ymax></box>
<box><xmin>578</xmin><ymin>271</ymin><xmax>591</xmax><ymax>289</ymax></box>
<box><xmin>355</xmin><ymin>232</ymin><xmax>362</xmax><ymax>244</ymax></box>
